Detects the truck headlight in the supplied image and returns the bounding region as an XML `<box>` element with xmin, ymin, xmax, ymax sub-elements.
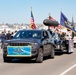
<box><xmin>32</xmin><ymin>43</ymin><xmax>38</xmax><ymax>46</ymax></box>
<box><xmin>31</xmin><ymin>43</ymin><xmax>38</xmax><ymax>48</ymax></box>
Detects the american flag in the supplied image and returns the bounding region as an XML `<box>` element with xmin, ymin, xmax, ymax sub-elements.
<box><xmin>49</xmin><ymin>15</ymin><xmax>56</xmax><ymax>21</ymax></box>
<box><xmin>30</xmin><ymin>10</ymin><xmax>36</xmax><ymax>30</ymax></box>
<box><xmin>49</xmin><ymin>15</ymin><xmax>59</xmax><ymax>28</ymax></box>
<box><xmin>49</xmin><ymin>15</ymin><xmax>62</xmax><ymax>29</ymax></box>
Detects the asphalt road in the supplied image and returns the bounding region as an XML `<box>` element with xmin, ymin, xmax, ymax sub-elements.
<box><xmin>0</xmin><ymin>48</ymin><xmax>76</xmax><ymax>75</ymax></box>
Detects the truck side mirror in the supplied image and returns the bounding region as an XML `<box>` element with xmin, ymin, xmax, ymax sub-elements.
<box><xmin>41</xmin><ymin>37</ymin><xmax>45</xmax><ymax>41</ymax></box>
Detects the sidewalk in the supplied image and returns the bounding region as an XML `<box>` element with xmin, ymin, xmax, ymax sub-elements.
<box><xmin>0</xmin><ymin>49</ymin><xmax>2</xmax><ymax>54</ymax></box>
<box><xmin>0</xmin><ymin>43</ymin><xmax>2</xmax><ymax>54</ymax></box>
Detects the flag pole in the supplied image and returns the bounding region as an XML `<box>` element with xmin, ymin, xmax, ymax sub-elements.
<box><xmin>30</xmin><ymin>7</ymin><xmax>36</xmax><ymax>30</ymax></box>
<box><xmin>31</xmin><ymin>7</ymin><xmax>32</xmax><ymax>11</ymax></box>
<box><xmin>30</xmin><ymin>7</ymin><xmax>32</xmax><ymax>30</ymax></box>
<box><xmin>48</xmin><ymin>13</ymin><xmax>51</xmax><ymax>30</ymax></box>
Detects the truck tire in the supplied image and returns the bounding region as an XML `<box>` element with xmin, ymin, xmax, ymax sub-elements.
<box><xmin>66</xmin><ymin>44</ymin><xmax>71</xmax><ymax>54</ymax></box>
<box><xmin>50</xmin><ymin>46</ymin><xmax>55</xmax><ymax>59</ymax></box>
<box><xmin>74</xmin><ymin>43</ymin><xmax>76</xmax><ymax>48</ymax></box>
<box><xmin>3</xmin><ymin>57</ymin><xmax>7</xmax><ymax>62</ymax></box>
<box><xmin>3</xmin><ymin>56</ymin><xmax>12</xmax><ymax>62</ymax></box>
<box><xmin>36</xmin><ymin>48</ymin><xmax>43</xmax><ymax>63</ymax></box>
<box><xmin>43</xmin><ymin>19</ymin><xmax>59</xmax><ymax>26</ymax></box>
<box><xmin>60</xmin><ymin>44</ymin><xmax>64</xmax><ymax>54</ymax></box>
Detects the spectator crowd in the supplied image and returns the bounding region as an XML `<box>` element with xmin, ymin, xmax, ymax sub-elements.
<box><xmin>0</xmin><ymin>29</ymin><xmax>17</xmax><ymax>43</ymax></box>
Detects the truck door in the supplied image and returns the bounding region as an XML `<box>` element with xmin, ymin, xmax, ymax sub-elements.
<box><xmin>42</xmin><ymin>31</ymin><xmax>51</xmax><ymax>55</ymax></box>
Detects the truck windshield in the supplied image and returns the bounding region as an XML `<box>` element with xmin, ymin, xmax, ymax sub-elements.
<box><xmin>13</xmin><ymin>30</ymin><xmax>41</xmax><ymax>39</ymax></box>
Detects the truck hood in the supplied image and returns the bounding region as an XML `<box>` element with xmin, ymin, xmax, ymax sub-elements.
<box><xmin>5</xmin><ymin>38</ymin><xmax>41</xmax><ymax>44</ymax></box>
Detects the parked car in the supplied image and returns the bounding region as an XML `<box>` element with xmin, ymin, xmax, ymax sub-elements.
<box><xmin>2</xmin><ymin>29</ymin><xmax>55</xmax><ymax>63</ymax></box>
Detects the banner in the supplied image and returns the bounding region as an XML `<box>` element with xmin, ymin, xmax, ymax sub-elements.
<box><xmin>7</xmin><ymin>46</ymin><xmax>31</xmax><ymax>56</ymax></box>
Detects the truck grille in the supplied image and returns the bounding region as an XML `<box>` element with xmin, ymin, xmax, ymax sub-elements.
<box><xmin>9</xmin><ymin>43</ymin><xmax>31</xmax><ymax>46</ymax></box>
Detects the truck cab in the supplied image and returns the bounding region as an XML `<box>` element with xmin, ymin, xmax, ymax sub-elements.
<box><xmin>2</xmin><ymin>29</ymin><xmax>55</xmax><ymax>63</ymax></box>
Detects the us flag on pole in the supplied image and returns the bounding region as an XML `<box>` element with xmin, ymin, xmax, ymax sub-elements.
<box><xmin>49</xmin><ymin>15</ymin><xmax>57</xmax><ymax>28</ymax></box>
<box><xmin>49</xmin><ymin>15</ymin><xmax>56</xmax><ymax>21</ymax></box>
<box><xmin>49</xmin><ymin>15</ymin><xmax>61</xmax><ymax>29</ymax></box>
<box><xmin>30</xmin><ymin>10</ymin><xmax>36</xmax><ymax>29</ymax></box>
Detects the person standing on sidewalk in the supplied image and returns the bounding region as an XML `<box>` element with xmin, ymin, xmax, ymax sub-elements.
<box><xmin>65</xmin><ymin>29</ymin><xmax>73</xmax><ymax>54</ymax></box>
<box><xmin>6</xmin><ymin>30</ymin><xmax>11</xmax><ymax>40</ymax></box>
<box><xmin>1</xmin><ymin>31</ymin><xmax>6</xmax><ymax>49</ymax></box>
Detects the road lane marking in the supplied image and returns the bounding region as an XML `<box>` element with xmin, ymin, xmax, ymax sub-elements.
<box><xmin>60</xmin><ymin>64</ymin><xmax>76</xmax><ymax>75</ymax></box>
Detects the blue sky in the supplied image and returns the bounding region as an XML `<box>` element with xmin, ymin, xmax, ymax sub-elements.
<box><xmin>0</xmin><ymin>0</ymin><xmax>76</xmax><ymax>24</ymax></box>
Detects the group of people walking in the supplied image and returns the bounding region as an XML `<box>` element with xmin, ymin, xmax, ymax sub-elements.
<box><xmin>54</xmin><ymin>28</ymin><xmax>74</xmax><ymax>53</ymax></box>
<box><xmin>0</xmin><ymin>29</ymin><xmax>14</xmax><ymax>43</ymax></box>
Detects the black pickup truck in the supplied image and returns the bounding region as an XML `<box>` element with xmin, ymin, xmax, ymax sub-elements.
<box><xmin>2</xmin><ymin>29</ymin><xmax>55</xmax><ymax>63</ymax></box>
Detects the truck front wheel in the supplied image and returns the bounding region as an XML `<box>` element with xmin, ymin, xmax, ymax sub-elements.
<box><xmin>50</xmin><ymin>46</ymin><xmax>55</xmax><ymax>59</ymax></box>
<box><xmin>36</xmin><ymin>48</ymin><xmax>43</xmax><ymax>63</ymax></box>
<box><xmin>3</xmin><ymin>55</ymin><xmax>12</xmax><ymax>62</ymax></box>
